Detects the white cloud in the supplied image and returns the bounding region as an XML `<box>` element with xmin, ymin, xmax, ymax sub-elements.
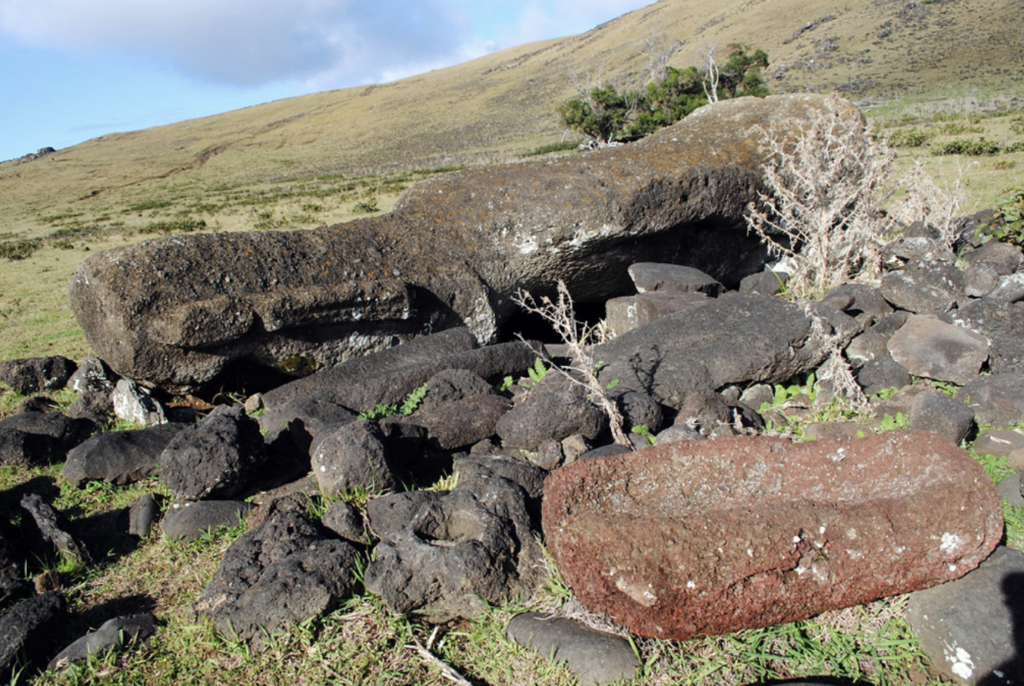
<box><xmin>0</xmin><ymin>0</ymin><xmax>658</xmax><ymax>89</ymax></box>
<box><xmin>0</xmin><ymin>0</ymin><xmax>475</xmax><ymax>87</ymax></box>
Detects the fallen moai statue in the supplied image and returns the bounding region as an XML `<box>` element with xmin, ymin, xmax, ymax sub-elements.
<box><xmin>68</xmin><ymin>94</ymin><xmax>859</xmax><ymax>392</ymax></box>
<box><xmin>542</xmin><ymin>431</ymin><xmax>1003</xmax><ymax>640</ymax></box>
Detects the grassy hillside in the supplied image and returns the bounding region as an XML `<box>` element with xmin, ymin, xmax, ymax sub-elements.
<box><xmin>1</xmin><ymin>0</ymin><xmax>1023</xmax><ymax>363</ymax></box>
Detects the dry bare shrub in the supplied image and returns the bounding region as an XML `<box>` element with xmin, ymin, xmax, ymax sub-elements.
<box><xmin>745</xmin><ymin>95</ymin><xmax>896</xmax><ymax>300</ymax></box>
<box><xmin>805</xmin><ymin>305</ymin><xmax>867</xmax><ymax>410</ymax></box>
<box><xmin>888</xmin><ymin>158</ymin><xmax>970</xmax><ymax>252</ymax></box>
<box><xmin>512</xmin><ymin>280</ymin><xmax>630</xmax><ymax>447</ymax></box>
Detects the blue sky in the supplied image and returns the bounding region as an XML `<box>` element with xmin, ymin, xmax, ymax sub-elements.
<box><xmin>0</xmin><ymin>0</ymin><xmax>655</xmax><ymax>162</ymax></box>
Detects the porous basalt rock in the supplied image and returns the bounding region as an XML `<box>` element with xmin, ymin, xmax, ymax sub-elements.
<box><xmin>68</xmin><ymin>95</ymin><xmax>851</xmax><ymax>392</ymax></box>
<box><xmin>542</xmin><ymin>431</ymin><xmax>1002</xmax><ymax>640</ymax></box>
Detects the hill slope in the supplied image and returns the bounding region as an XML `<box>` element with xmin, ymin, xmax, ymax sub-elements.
<box><xmin>0</xmin><ymin>0</ymin><xmax>1022</xmax><ymax>362</ymax></box>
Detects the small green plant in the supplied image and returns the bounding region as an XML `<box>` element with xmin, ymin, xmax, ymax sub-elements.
<box><xmin>498</xmin><ymin>375</ymin><xmax>515</xmax><ymax>392</ymax></box>
<box><xmin>139</xmin><ymin>217</ymin><xmax>207</xmax><ymax>235</ymax></box>
<box><xmin>631</xmin><ymin>424</ymin><xmax>657</xmax><ymax>445</ymax></box>
<box><xmin>1011</xmin><ymin>117</ymin><xmax>1024</xmax><ymax>135</ymax></box>
<box><xmin>358</xmin><ymin>402</ymin><xmax>398</xmax><ymax>421</ymax></box>
<box><xmin>1004</xmin><ymin>502</ymin><xmax>1024</xmax><ymax>551</ymax></box>
<box><xmin>399</xmin><ymin>383</ymin><xmax>428</xmax><ymax>416</ymax></box>
<box><xmin>876</xmin><ymin>412</ymin><xmax>909</xmax><ymax>432</ymax></box>
<box><xmin>523</xmin><ymin>357</ymin><xmax>549</xmax><ymax>388</ymax></box>
<box><xmin>977</xmin><ymin>187</ymin><xmax>1024</xmax><ymax>247</ymax></box>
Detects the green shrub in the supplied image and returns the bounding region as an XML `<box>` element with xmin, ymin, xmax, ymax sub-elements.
<box><xmin>139</xmin><ymin>217</ymin><xmax>207</xmax><ymax>234</ymax></box>
<box><xmin>0</xmin><ymin>239</ymin><xmax>40</xmax><ymax>260</ymax></box>
<box><xmin>525</xmin><ymin>141</ymin><xmax>580</xmax><ymax>156</ymax></box>
<box><xmin>932</xmin><ymin>138</ymin><xmax>1001</xmax><ymax>156</ymax></box>
<box><xmin>888</xmin><ymin>128</ymin><xmax>932</xmax><ymax>148</ymax></box>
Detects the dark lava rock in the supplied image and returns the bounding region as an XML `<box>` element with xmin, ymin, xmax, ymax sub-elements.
<box><xmin>410</xmin><ymin>393</ymin><xmax>512</xmax><ymax>450</ymax></box>
<box><xmin>855</xmin><ymin>354</ymin><xmax>911</xmax><ymax>397</ymax></box>
<box><xmin>628</xmin><ymin>262</ymin><xmax>723</xmax><ymax>296</ymax></box>
<box><xmin>310</xmin><ymin>421</ymin><xmax>396</xmax><ymax>496</ymax></box>
<box><xmin>0</xmin><ymin>411</ymin><xmax>95</xmax><ymax>453</ymax></box>
<box><xmin>20</xmin><ymin>494</ymin><xmax>92</xmax><ymax>565</ymax></box>
<box><xmin>496</xmin><ymin>384</ymin><xmax>607</xmax><ymax>451</ymax></box>
<box><xmin>321</xmin><ymin>499</ymin><xmax>366</xmax><ymax>543</ymax></box>
<box><xmin>0</xmin><ymin>429</ymin><xmax>63</xmax><ymax>468</ymax></box>
<box><xmin>0</xmin><ymin>357</ymin><xmax>76</xmax><ymax>394</ymax></box>
<box><xmin>887</xmin><ymin>314</ymin><xmax>988</xmax><ymax>385</ymax></box>
<box><xmin>128</xmin><ymin>494</ymin><xmax>159</xmax><ymax>538</ymax></box>
<box><xmin>160</xmin><ymin>405</ymin><xmax>267</xmax><ymax>500</ymax></box>
<box><xmin>594</xmin><ymin>292</ymin><xmax>831</xmax><ymax>410</ymax></box>
<box><xmin>63</xmin><ymin>423</ymin><xmax>184</xmax><ymax>487</ymax></box>
<box><xmin>364</xmin><ymin>470</ymin><xmax>543</xmax><ymax>623</ymax></box>
<box><xmin>506</xmin><ymin>612</ymin><xmax>639</xmax><ymax>686</ymax></box>
<box><xmin>161</xmin><ymin>500</ymin><xmax>254</xmax><ymax>541</ymax></box>
<box><xmin>48</xmin><ymin>613</ymin><xmax>156</xmax><ymax>671</ymax></box>
<box><xmin>908</xmin><ymin>392</ymin><xmax>976</xmax><ymax>446</ymax></box>
<box><xmin>258</xmin><ymin>395</ymin><xmax>357</xmax><ymax>453</ymax></box>
<box><xmin>954</xmin><ymin>299</ymin><xmax>1024</xmax><ymax>375</ymax></box>
<box><xmin>0</xmin><ymin>592</ymin><xmax>67</xmax><ymax>680</ymax></box>
<box><xmin>65</xmin><ymin>356</ymin><xmax>118</xmax><ymax>394</ymax></box>
<box><xmin>195</xmin><ymin>511</ymin><xmax>357</xmax><ymax>647</ymax></box>
<box><xmin>958</xmin><ymin>374</ymin><xmax>1024</xmax><ymax>428</ymax></box>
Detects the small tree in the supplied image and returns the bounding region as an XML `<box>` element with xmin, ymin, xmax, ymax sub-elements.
<box><xmin>744</xmin><ymin>95</ymin><xmax>895</xmax><ymax>299</ymax></box>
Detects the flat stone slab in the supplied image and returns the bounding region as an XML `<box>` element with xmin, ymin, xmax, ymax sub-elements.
<box><xmin>542</xmin><ymin>431</ymin><xmax>1002</xmax><ymax>640</ymax></box>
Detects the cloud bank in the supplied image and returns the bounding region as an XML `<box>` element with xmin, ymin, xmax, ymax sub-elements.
<box><xmin>0</xmin><ymin>0</ymin><xmax>656</xmax><ymax>88</ymax></box>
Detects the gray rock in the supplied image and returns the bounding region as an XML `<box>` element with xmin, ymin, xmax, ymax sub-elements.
<box><xmin>112</xmin><ymin>379</ymin><xmax>166</xmax><ymax>427</ymax></box>
<box><xmin>532</xmin><ymin>439</ymin><xmax>564</xmax><ymax>470</ymax></box>
<box><xmin>128</xmin><ymin>494</ymin><xmax>159</xmax><ymax>538</ymax></box>
<box><xmin>888</xmin><ymin>314</ymin><xmax>988</xmax><ymax>385</ymax></box>
<box><xmin>909</xmin><ymin>392</ymin><xmax>976</xmax><ymax>446</ymax></box>
<box><xmin>954</xmin><ymin>299</ymin><xmax>1024</xmax><ymax>375</ymax></box>
<box><xmin>605</xmin><ymin>291</ymin><xmax>710</xmax><ymax>335</ymax></box>
<box><xmin>196</xmin><ymin>511</ymin><xmax>357</xmax><ymax>647</ymax></box>
<box><xmin>882</xmin><ymin>235</ymin><xmax>956</xmax><ymax>264</ymax></box>
<box><xmin>906</xmin><ymin>546</ymin><xmax>1024</xmax><ymax>684</ymax></box>
<box><xmin>594</xmin><ymin>292</ymin><xmax>832</xmax><ymax>410</ymax></box>
<box><xmin>654</xmin><ymin>423</ymin><xmax>705</xmax><ymax>444</ymax></box>
<box><xmin>845</xmin><ymin>330</ymin><xmax>890</xmax><ymax>368</ymax></box>
<box><xmin>964</xmin><ymin>262</ymin><xmax>1001</xmax><ymax>298</ymax></box>
<box><xmin>65</xmin><ymin>356</ymin><xmax>117</xmax><ymax>393</ymax></box>
<box><xmin>0</xmin><ymin>522</ymin><xmax>28</xmax><ymax>604</ymax></box>
<box><xmin>0</xmin><ymin>593</ymin><xmax>67</xmax><ymax>680</ymax></box>
<box><xmin>879</xmin><ymin>270</ymin><xmax>957</xmax><ymax>313</ymax></box>
<box><xmin>958</xmin><ymin>374</ymin><xmax>1024</xmax><ymax>428</ymax></box>
<box><xmin>66</xmin><ymin>389</ymin><xmax>113</xmax><ymax>424</ymax></box>
<box><xmin>997</xmin><ymin>474</ymin><xmax>1024</xmax><ymax>508</ymax></box>
<box><xmin>321</xmin><ymin>500</ymin><xmax>366</xmax><ymax>543</ymax></box>
<box><xmin>310</xmin><ymin>421</ymin><xmax>395</xmax><ymax>496</ymax></box>
<box><xmin>453</xmin><ymin>453</ymin><xmax>547</xmax><ymax>501</ymax></box>
<box><xmin>616</xmin><ymin>391</ymin><xmax>664</xmax><ymax>433</ymax></box>
<box><xmin>48</xmin><ymin>613</ymin><xmax>156</xmax><ymax>671</ymax></box>
<box><xmin>416</xmin><ymin>369</ymin><xmax>495</xmax><ymax>414</ymax></box>
<box><xmin>855</xmin><ymin>354</ymin><xmax>912</xmax><ymax>397</ymax></box>
<box><xmin>410</xmin><ymin>393</ymin><xmax>512</xmax><ymax>450</ymax></box>
<box><xmin>271</xmin><ymin>339</ymin><xmax>537</xmax><ymax>420</ymax></box>
<box><xmin>160</xmin><ymin>405</ymin><xmax>267</xmax><ymax>500</ymax></box>
<box><xmin>505</xmin><ymin>613</ymin><xmax>639</xmax><ymax>686</ymax></box>
<box><xmin>0</xmin><ymin>357</ymin><xmax>76</xmax><ymax>394</ymax></box>
<box><xmin>738</xmin><ymin>270</ymin><xmax>787</xmax><ymax>296</ymax></box>
<box><xmin>986</xmin><ymin>272</ymin><xmax>1024</xmax><ymax>303</ymax></box>
<box><xmin>161</xmin><ymin>500</ymin><xmax>253</xmax><ymax>541</ymax></box>
<box><xmin>62</xmin><ymin>423</ymin><xmax>184</xmax><ymax>487</ymax></box>
<box><xmin>965</xmin><ymin>240</ymin><xmax>1024</xmax><ymax>275</ymax></box>
<box><xmin>973</xmin><ymin>430</ymin><xmax>1024</xmax><ymax>458</ymax></box>
<box><xmin>628</xmin><ymin>262</ymin><xmax>723</xmax><ymax>296</ymax></box>
<box><xmin>740</xmin><ymin>384</ymin><xmax>774</xmax><ymax>413</ymax></box>
<box><xmin>366</xmin><ymin>491</ymin><xmax>443</xmax><ymax>539</ymax></box>
<box><xmin>496</xmin><ymin>384</ymin><xmax>607</xmax><ymax>451</ymax></box>
<box><xmin>823</xmin><ymin>283</ymin><xmax>894</xmax><ymax>327</ymax></box>
<box><xmin>258</xmin><ymin>396</ymin><xmax>357</xmax><ymax>452</ymax></box>
<box><xmin>20</xmin><ymin>494</ymin><xmax>92</xmax><ymax>564</ymax></box>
